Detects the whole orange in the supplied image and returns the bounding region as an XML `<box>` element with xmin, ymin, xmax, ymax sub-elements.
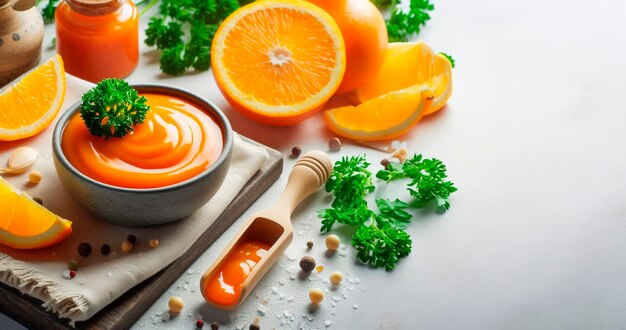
<box><xmin>307</xmin><ymin>0</ymin><xmax>387</xmax><ymax>94</ymax></box>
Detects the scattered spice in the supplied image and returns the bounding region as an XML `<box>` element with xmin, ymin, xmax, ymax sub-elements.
<box><xmin>290</xmin><ymin>146</ymin><xmax>302</xmax><ymax>158</ymax></box>
<box><xmin>32</xmin><ymin>196</ymin><xmax>43</xmax><ymax>205</ymax></box>
<box><xmin>77</xmin><ymin>242</ymin><xmax>92</xmax><ymax>257</ymax></box>
<box><xmin>249</xmin><ymin>324</ymin><xmax>260</xmax><ymax>330</ymax></box>
<box><xmin>62</xmin><ymin>269</ymin><xmax>71</xmax><ymax>279</ymax></box>
<box><xmin>196</xmin><ymin>319</ymin><xmax>204</xmax><ymax>328</ymax></box>
<box><xmin>168</xmin><ymin>296</ymin><xmax>184</xmax><ymax>314</ymax></box>
<box><xmin>100</xmin><ymin>244</ymin><xmax>111</xmax><ymax>255</ymax></box>
<box><xmin>391</xmin><ymin>148</ymin><xmax>408</xmax><ymax>163</ymax></box>
<box><xmin>69</xmin><ymin>270</ymin><xmax>77</xmax><ymax>278</ymax></box>
<box><xmin>316</xmin><ymin>265</ymin><xmax>324</xmax><ymax>273</ymax></box>
<box><xmin>299</xmin><ymin>256</ymin><xmax>316</xmax><ymax>272</ymax></box>
<box><xmin>329</xmin><ymin>137</ymin><xmax>342</xmax><ymax>151</ymax></box>
<box><xmin>380</xmin><ymin>158</ymin><xmax>390</xmax><ymax>169</ymax></box>
<box><xmin>149</xmin><ymin>239</ymin><xmax>159</xmax><ymax>249</ymax></box>
<box><xmin>210</xmin><ymin>321</ymin><xmax>220</xmax><ymax>330</ymax></box>
<box><xmin>121</xmin><ymin>240</ymin><xmax>133</xmax><ymax>252</ymax></box>
<box><xmin>306</xmin><ymin>240</ymin><xmax>313</xmax><ymax>249</ymax></box>
<box><xmin>161</xmin><ymin>312</ymin><xmax>171</xmax><ymax>321</ymax></box>
<box><xmin>309</xmin><ymin>288</ymin><xmax>324</xmax><ymax>304</ymax></box>
<box><xmin>27</xmin><ymin>170</ymin><xmax>42</xmax><ymax>184</ymax></box>
<box><xmin>67</xmin><ymin>259</ymin><xmax>78</xmax><ymax>271</ymax></box>
<box><xmin>329</xmin><ymin>271</ymin><xmax>343</xmax><ymax>285</ymax></box>
<box><xmin>325</xmin><ymin>234</ymin><xmax>340</xmax><ymax>251</ymax></box>
<box><xmin>0</xmin><ymin>147</ymin><xmax>38</xmax><ymax>174</ymax></box>
<box><xmin>126</xmin><ymin>234</ymin><xmax>137</xmax><ymax>244</ymax></box>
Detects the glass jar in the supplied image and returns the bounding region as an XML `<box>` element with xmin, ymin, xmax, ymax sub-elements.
<box><xmin>55</xmin><ymin>0</ymin><xmax>138</xmax><ymax>83</ymax></box>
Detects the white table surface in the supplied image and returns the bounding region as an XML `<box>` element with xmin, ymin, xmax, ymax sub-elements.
<box><xmin>3</xmin><ymin>0</ymin><xmax>626</xmax><ymax>328</ymax></box>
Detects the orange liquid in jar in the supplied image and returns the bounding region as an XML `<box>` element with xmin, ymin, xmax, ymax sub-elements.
<box><xmin>55</xmin><ymin>0</ymin><xmax>138</xmax><ymax>82</ymax></box>
<box><xmin>61</xmin><ymin>93</ymin><xmax>223</xmax><ymax>189</ymax></box>
<box><xmin>204</xmin><ymin>240</ymin><xmax>271</xmax><ymax>306</ymax></box>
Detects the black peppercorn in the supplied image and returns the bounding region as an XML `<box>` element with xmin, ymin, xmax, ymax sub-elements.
<box><xmin>100</xmin><ymin>244</ymin><xmax>111</xmax><ymax>255</ymax></box>
<box><xmin>77</xmin><ymin>243</ymin><xmax>92</xmax><ymax>257</ymax></box>
<box><xmin>126</xmin><ymin>234</ymin><xmax>137</xmax><ymax>244</ymax></box>
<box><xmin>299</xmin><ymin>256</ymin><xmax>316</xmax><ymax>272</ymax></box>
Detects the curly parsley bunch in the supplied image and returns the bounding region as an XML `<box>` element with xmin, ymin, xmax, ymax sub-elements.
<box><xmin>80</xmin><ymin>78</ymin><xmax>149</xmax><ymax>139</ymax></box>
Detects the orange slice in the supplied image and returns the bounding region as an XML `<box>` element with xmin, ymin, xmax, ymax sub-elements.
<box><xmin>350</xmin><ymin>42</ymin><xmax>452</xmax><ymax>115</ymax></box>
<box><xmin>0</xmin><ymin>54</ymin><xmax>66</xmax><ymax>141</ymax></box>
<box><xmin>0</xmin><ymin>177</ymin><xmax>72</xmax><ymax>249</ymax></box>
<box><xmin>211</xmin><ymin>0</ymin><xmax>346</xmax><ymax>126</ymax></box>
<box><xmin>324</xmin><ymin>85</ymin><xmax>434</xmax><ymax>141</ymax></box>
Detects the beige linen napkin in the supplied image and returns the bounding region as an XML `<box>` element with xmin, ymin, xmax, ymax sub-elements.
<box><xmin>0</xmin><ymin>76</ymin><xmax>269</xmax><ymax>325</ymax></box>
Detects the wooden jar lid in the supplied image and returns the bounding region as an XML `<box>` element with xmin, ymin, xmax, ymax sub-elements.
<box><xmin>66</xmin><ymin>0</ymin><xmax>122</xmax><ymax>16</ymax></box>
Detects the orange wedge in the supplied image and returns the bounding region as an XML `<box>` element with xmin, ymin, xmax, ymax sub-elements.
<box><xmin>324</xmin><ymin>85</ymin><xmax>434</xmax><ymax>141</ymax></box>
<box><xmin>0</xmin><ymin>177</ymin><xmax>72</xmax><ymax>249</ymax></box>
<box><xmin>211</xmin><ymin>0</ymin><xmax>346</xmax><ymax>126</ymax></box>
<box><xmin>350</xmin><ymin>42</ymin><xmax>452</xmax><ymax>115</ymax></box>
<box><xmin>0</xmin><ymin>54</ymin><xmax>66</xmax><ymax>141</ymax></box>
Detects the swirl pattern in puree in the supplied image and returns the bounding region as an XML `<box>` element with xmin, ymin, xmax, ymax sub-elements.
<box><xmin>62</xmin><ymin>93</ymin><xmax>223</xmax><ymax>189</ymax></box>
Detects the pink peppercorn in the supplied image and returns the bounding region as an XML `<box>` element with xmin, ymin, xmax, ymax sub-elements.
<box><xmin>196</xmin><ymin>319</ymin><xmax>204</xmax><ymax>328</ymax></box>
<box><xmin>69</xmin><ymin>270</ymin><xmax>77</xmax><ymax>278</ymax></box>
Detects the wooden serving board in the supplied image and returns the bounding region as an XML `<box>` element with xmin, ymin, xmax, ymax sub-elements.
<box><xmin>0</xmin><ymin>136</ymin><xmax>283</xmax><ymax>330</ymax></box>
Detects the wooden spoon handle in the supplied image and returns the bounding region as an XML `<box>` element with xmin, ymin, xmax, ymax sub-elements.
<box><xmin>273</xmin><ymin>150</ymin><xmax>332</xmax><ymax>218</ymax></box>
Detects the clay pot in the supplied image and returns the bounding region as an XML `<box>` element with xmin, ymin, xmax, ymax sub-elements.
<box><xmin>0</xmin><ymin>0</ymin><xmax>44</xmax><ymax>87</ymax></box>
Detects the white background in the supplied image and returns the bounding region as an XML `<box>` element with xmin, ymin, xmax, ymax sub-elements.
<box><xmin>2</xmin><ymin>0</ymin><xmax>626</xmax><ymax>328</ymax></box>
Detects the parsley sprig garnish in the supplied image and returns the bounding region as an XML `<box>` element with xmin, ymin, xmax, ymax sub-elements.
<box><xmin>377</xmin><ymin>154</ymin><xmax>457</xmax><ymax>213</ymax></box>
<box><xmin>80</xmin><ymin>79</ymin><xmax>149</xmax><ymax>139</ymax></box>
<box><xmin>318</xmin><ymin>156</ymin><xmax>374</xmax><ymax>233</ymax></box>
<box><xmin>319</xmin><ymin>153</ymin><xmax>456</xmax><ymax>271</ymax></box>
<box><xmin>144</xmin><ymin>0</ymin><xmax>244</xmax><ymax>75</ymax></box>
<box><xmin>373</xmin><ymin>0</ymin><xmax>435</xmax><ymax>42</ymax></box>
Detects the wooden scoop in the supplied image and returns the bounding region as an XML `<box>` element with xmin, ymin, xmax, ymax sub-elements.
<box><xmin>200</xmin><ymin>150</ymin><xmax>332</xmax><ymax>309</ymax></box>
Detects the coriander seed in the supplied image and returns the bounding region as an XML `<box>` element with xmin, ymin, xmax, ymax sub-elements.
<box><xmin>210</xmin><ymin>321</ymin><xmax>220</xmax><ymax>330</ymax></box>
<box><xmin>329</xmin><ymin>271</ymin><xmax>343</xmax><ymax>285</ymax></box>
<box><xmin>149</xmin><ymin>239</ymin><xmax>159</xmax><ymax>249</ymax></box>
<box><xmin>121</xmin><ymin>240</ymin><xmax>133</xmax><ymax>252</ymax></box>
<box><xmin>309</xmin><ymin>288</ymin><xmax>324</xmax><ymax>304</ymax></box>
<box><xmin>306</xmin><ymin>240</ymin><xmax>313</xmax><ymax>249</ymax></box>
<box><xmin>325</xmin><ymin>234</ymin><xmax>340</xmax><ymax>251</ymax></box>
<box><xmin>27</xmin><ymin>170</ymin><xmax>42</xmax><ymax>184</ymax></box>
<box><xmin>168</xmin><ymin>296</ymin><xmax>184</xmax><ymax>314</ymax></box>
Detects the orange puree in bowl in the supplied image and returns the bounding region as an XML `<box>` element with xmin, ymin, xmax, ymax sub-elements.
<box><xmin>61</xmin><ymin>93</ymin><xmax>223</xmax><ymax>189</ymax></box>
<box><xmin>204</xmin><ymin>240</ymin><xmax>271</xmax><ymax>306</ymax></box>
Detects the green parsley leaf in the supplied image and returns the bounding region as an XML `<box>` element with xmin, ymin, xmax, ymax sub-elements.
<box><xmin>375</xmin><ymin>198</ymin><xmax>412</xmax><ymax>229</ymax></box>
<box><xmin>385</xmin><ymin>0</ymin><xmax>434</xmax><ymax>42</ymax></box>
<box><xmin>144</xmin><ymin>0</ymin><xmax>242</xmax><ymax>75</ymax></box>
<box><xmin>352</xmin><ymin>217</ymin><xmax>412</xmax><ymax>271</ymax></box>
<box><xmin>439</xmin><ymin>52</ymin><xmax>456</xmax><ymax>68</ymax></box>
<box><xmin>80</xmin><ymin>79</ymin><xmax>149</xmax><ymax>139</ymax></box>
<box><xmin>376</xmin><ymin>154</ymin><xmax>457</xmax><ymax>213</ymax></box>
<box><xmin>318</xmin><ymin>155</ymin><xmax>375</xmax><ymax>232</ymax></box>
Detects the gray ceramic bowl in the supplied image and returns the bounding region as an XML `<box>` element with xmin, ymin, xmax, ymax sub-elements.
<box><xmin>52</xmin><ymin>85</ymin><xmax>233</xmax><ymax>227</ymax></box>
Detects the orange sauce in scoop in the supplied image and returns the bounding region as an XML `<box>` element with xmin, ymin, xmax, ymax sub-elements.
<box><xmin>204</xmin><ymin>240</ymin><xmax>271</xmax><ymax>306</ymax></box>
<box><xmin>61</xmin><ymin>93</ymin><xmax>223</xmax><ymax>189</ymax></box>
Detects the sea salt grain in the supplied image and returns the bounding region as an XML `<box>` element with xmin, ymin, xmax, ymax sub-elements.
<box><xmin>257</xmin><ymin>305</ymin><xmax>267</xmax><ymax>315</ymax></box>
<box><xmin>161</xmin><ymin>312</ymin><xmax>170</xmax><ymax>321</ymax></box>
<box><xmin>324</xmin><ymin>320</ymin><xmax>332</xmax><ymax>327</ymax></box>
<box><xmin>353</xmin><ymin>304</ymin><xmax>358</xmax><ymax>310</ymax></box>
<box><xmin>107</xmin><ymin>272</ymin><xmax>112</xmax><ymax>277</ymax></box>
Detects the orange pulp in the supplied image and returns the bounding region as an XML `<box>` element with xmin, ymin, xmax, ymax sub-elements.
<box><xmin>61</xmin><ymin>93</ymin><xmax>223</xmax><ymax>189</ymax></box>
<box><xmin>204</xmin><ymin>240</ymin><xmax>271</xmax><ymax>306</ymax></box>
<box><xmin>55</xmin><ymin>0</ymin><xmax>138</xmax><ymax>82</ymax></box>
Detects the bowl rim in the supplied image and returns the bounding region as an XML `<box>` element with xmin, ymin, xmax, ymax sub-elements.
<box><xmin>52</xmin><ymin>84</ymin><xmax>233</xmax><ymax>194</ymax></box>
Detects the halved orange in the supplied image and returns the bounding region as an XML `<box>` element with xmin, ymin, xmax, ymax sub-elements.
<box><xmin>0</xmin><ymin>177</ymin><xmax>72</xmax><ymax>249</ymax></box>
<box><xmin>350</xmin><ymin>42</ymin><xmax>452</xmax><ymax>115</ymax></box>
<box><xmin>211</xmin><ymin>0</ymin><xmax>346</xmax><ymax>126</ymax></box>
<box><xmin>0</xmin><ymin>54</ymin><xmax>66</xmax><ymax>141</ymax></box>
<box><xmin>324</xmin><ymin>85</ymin><xmax>434</xmax><ymax>141</ymax></box>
